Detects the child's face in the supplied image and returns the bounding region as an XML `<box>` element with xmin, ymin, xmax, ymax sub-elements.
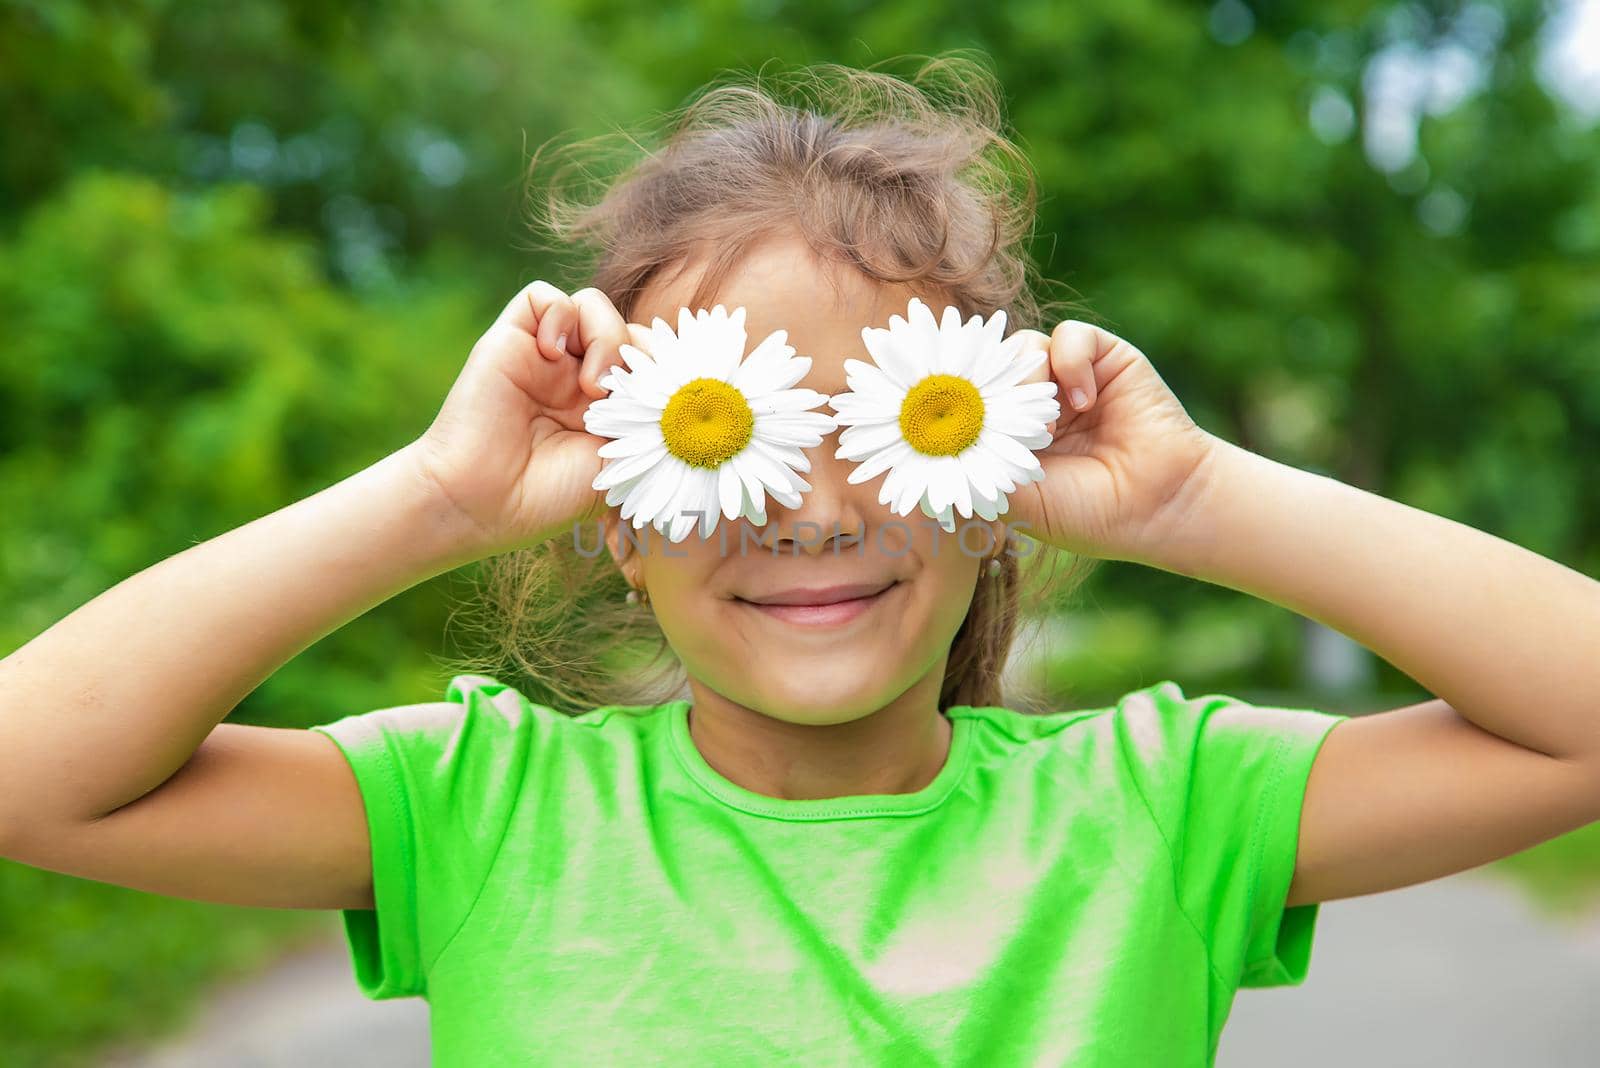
<box><xmin>618</xmin><ymin>235</ymin><xmax>999</xmax><ymax>723</ymax></box>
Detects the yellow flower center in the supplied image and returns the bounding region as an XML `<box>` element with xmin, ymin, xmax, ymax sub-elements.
<box><xmin>660</xmin><ymin>377</ymin><xmax>754</xmax><ymax>468</ymax></box>
<box><xmin>899</xmin><ymin>374</ymin><xmax>985</xmax><ymax>456</ymax></box>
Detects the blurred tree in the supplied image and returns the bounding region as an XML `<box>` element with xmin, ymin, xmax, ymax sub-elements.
<box><xmin>2</xmin><ymin>4</ymin><xmax>1599</xmax><ymax>1059</ymax></box>
<box><xmin>540</xmin><ymin>0</ymin><xmax>1600</xmax><ymax>699</ymax></box>
<box><xmin>0</xmin><ymin>170</ymin><xmax>488</xmax><ymax>722</ymax></box>
<box><xmin>0</xmin><ymin>0</ymin><xmax>648</xmax><ymax>291</ymax></box>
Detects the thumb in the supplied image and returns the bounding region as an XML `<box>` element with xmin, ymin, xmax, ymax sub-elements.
<box><xmin>625</xmin><ymin>322</ymin><xmax>654</xmax><ymax>354</ymax></box>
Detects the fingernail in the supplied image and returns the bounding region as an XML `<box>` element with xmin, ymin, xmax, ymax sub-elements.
<box><xmin>1070</xmin><ymin>388</ymin><xmax>1089</xmax><ymax>410</ymax></box>
<box><xmin>555</xmin><ymin>332</ymin><xmax>568</xmax><ymax>354</ymax></box>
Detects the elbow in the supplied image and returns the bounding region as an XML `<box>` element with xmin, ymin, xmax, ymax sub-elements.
<box><xmin>1574</xmin><ymin>753</ymin><xmax>1600</xmax><ymax>824</ymax></box>
<box><xmin>0</xmin><ymin>809</ymin><xmax>27</xmax><ymax>860</ymax></box>
<box><xmin>0</xmin><ymin>803</ymin><xmax>67</xmax><ymax>861</ymax></box>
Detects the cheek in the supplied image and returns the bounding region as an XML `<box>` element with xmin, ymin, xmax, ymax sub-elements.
<box><xmin>915</xmin><ymin>552</ymin><xmax>982</xmax><ymax>640</ymax></box>
<box><xmin>641</xmin><ymin>553</ymin><xmax>747</xmax><ymax>673</ymax></box>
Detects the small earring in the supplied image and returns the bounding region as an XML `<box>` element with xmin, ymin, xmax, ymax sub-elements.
<box><xmin>985</xmin><ymin>556</ymin><xmax>1002</xmax><ymax>578</ymax></box>
<box><xmin>626</xmin><ymin>585</ymin><xmax>650</xmax><ymax>606</ymax></box>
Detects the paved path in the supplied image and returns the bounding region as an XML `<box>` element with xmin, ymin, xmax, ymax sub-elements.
<box><xmin>1221</xmin><ymin>869</ymin><xmax>1600</xmax><ymax>1066</ymax></box>
<box><xmin>99</xmin><ymin>917</ymin><xmax>429</xmax><ymax>1068</ymax></box>
<box><xmin>101</xmin><ymin>870</ymin><xmax>1599</xmax><ymax>1066</ymax></box>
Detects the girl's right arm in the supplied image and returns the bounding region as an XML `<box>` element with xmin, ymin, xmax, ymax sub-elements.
<box><xmin>0</xmin><ymin>281</ymin><xmax>633</xmax><ymax>911</ymax></box>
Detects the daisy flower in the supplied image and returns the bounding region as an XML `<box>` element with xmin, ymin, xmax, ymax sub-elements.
<box><xmin>583</xmin><ymin>305</ymin><xmax>836</xmax><ymax>543</ymax></box>
<box><xmin>831</xmin><ymin>297</ymin><xmax>1060</xmax><ymax>532</ymax></box>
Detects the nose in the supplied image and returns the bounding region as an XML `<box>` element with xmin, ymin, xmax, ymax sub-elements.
<box><xmin>762</xmin><ymin>432</ymin><xmax>868</xmax><ymax>556</ymax></box>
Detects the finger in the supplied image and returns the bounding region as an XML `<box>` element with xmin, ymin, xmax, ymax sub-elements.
<box><xmin>1008</xmin><ymin>329</ymin><xmax>1052</xmax><ymax>386</ymax></box>
<box><xmin>569</xmin><ymin>287</ymin><xmax>634</xmax><ymax>398</ymax></box>
<box><xmin>625</xmin><ymin>322</ymin><xmax>653</xmax><ymax>352</ymax></box>
<box><xmin>536</xmin><ymin>292</ymin><xmax>582</xmax><ymax>362</ymax></box>
<box><xmin>495</xmin><ymin>279</ymin><xmax>569</xmax><ymax>342</ymax></box>
<box><xmin>1049</xmin><ymin>320</ymin><xmax>1107</xmax><ymax>413</ymax></box>
<box><xmin>1005</xmin><ymin>329</ymin><xmax>1059</xmax><ymax>439</ymax></box>
<box><xmin>615</xmin><ymin>321</ymin><xmax>657</xmax><ymax>381</ymax></box>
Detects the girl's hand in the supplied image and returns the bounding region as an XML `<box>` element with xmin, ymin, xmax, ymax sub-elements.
<box><xmin>408</xmin><ymin>281</ymin><xmax>631</xmax><ymax>557</ymax></box>
<box><xmin>1004</xmin><ymin>321</ymin><xmax>1223</xmax><ymax>564</ymax></box>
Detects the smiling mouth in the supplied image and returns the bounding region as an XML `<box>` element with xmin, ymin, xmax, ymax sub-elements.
<box><xmin>736</xmin><ymin>581</ymin><xmax>900</xmax><ymax>627</ymax></box>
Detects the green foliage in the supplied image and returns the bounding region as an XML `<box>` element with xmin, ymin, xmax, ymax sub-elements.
<box><xmin>0</xmin><ymin>170</ymin><xmax>494</xmax><ymax>724</ymax></box>
<box><xmin>0</xmin><ymin>860</ymin><xmax>324</xmax><ymax>1068</ymax></box>
<box><xmin>3</xmin><ymin>0</ymin><xmax>1599</xmax><ymax>1062</ymax></box>
<box><xmin>1491</xmin><ymin>821</ymin><xmax>1600</xmax><ymax>920</ymax></box>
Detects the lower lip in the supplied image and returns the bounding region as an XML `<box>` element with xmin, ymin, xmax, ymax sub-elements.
<box><xmin>741</xmin><ymin>585</ymin><xmax>896</xmax><ymax>627</ymax></box>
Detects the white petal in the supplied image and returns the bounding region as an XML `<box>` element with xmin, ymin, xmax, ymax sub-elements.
<box><xmin>593</xmin><ymin>444</ymin><xmax>669</xmax><ymax>490</ymax></box>
<box><xmin>694</xmin><ymin>305</ymin><xmax>745</xmax><ymax>380</ymax></box>
<box><xmin>844</xmin><ymin>440</ymin><xmax>911</xmax><ymax>485</ymax></box>
<box><xmin>981</xmin><ymin>402</ymin><xmax>1057</xmax><ymax>442</ymax></box>
<box><xmin>583</xmin><ymin>392</ymin><xmax>669</xmax><ymax>435</ymax></box>
<box><xmin>721</xmin><ymin>307</ymin><xmax>749</xmax><ymax>376</ymax></box>
<box><xmin>934</xmin><ymin>304</ymin><xmax>966</xmax><ymax>375</ymax></box>
<box><xmin>604</xmin><ymin>481</ymin><xmax>633</xmax><ymax>508</ymax></box>
<box><xmin>754</xmin><ymin>412</ymin><xmax>834</xmax><ymax>447</ymax></box>
<box><xmin>883</xmin><ymin>450</ymin><xmax>934</xmax><ymax>518</ymax></box>
<box><xmin>859</xmin><ymin>326</ymin><xmax>921</xmax><ymax>390</ymax></box>
<box><xmin>926</xmin><ymin>454</ymin><xmax>967</xmax><ymax>517</ymax></box>
<box><xmin>730</xmin><ymin>455</ymin><xmax>770</xmax><ymax>524</ymax></box>
<box><xmin>891</xmin><ymin>460</ymin><xmax>933</xmax><ymax>517</ymax></box>
<box><xmin>976</xmin><ymin>428</ymin><xmax>1043</xmax><ymax>479</ymax></box>
<box><xmin>982</xmin><ymin>308</ymin><xmax>1008</xmax><ymax>347</ymax></box>
<box><xmin>692</xmin><ymin>467</ymin><xmax>723</xmax><ymax>538</ymax></box>
<box><xmin>839</xmin><ymin>358</ymin><xmax>905</xmax><ymax>404</ymax></box>
<box><xmin>750</xmin><ymin>437</ymin><xmax>811</xmax><ymax>477</ymax></box>
<box><xmin>717</xmin><ymin>463</ymin><xmax>743</xmax><ymax>521</ymax></box>
<box><xmin>979</xmin><ymin>428</ymin><xmax>1043</xmax><ymax>473</ymax></box>
<box><xmin>984</xmin><ymin>398</ymin><xmax>1058</xmax><ymax>449</ymax></box>
<box><xmin>975</xmin><ymin>342</ymin><xmax>1047</xmax><ymax>393</ymax></box>
<box><xmin>585</xmin><ymin>394</ymin><xmax>666</xmax><ymax>424</ymax></box>
<box><xmin>925</xmin><ymin>459</ymin><xmax>952</xmax><ymax>516</ymax></box>
<box><xmin>595</xmin><ymin>359</ymin><xmax>676</xmax><ymax>410</ymax></box>
<box><xmin>596</xmin><ymin>425</ymin><xmax>665</xmax><ymax>458</ymax></box>
<box><xmin>618</xmin><ymin>473</ymin><xmax>659</xmax><ymax>526</ymax></box>
<box><xmin>950</xmin><ymin>456</ymin><xmax>974</xmax><ymax>518</ymax></box>
<box><xmin>995</xmin><ymin>392</ymin><xmax>1063</xmax><ymax>423</ymax></box>
<box><xmin>956</xmin><ymin>447</ymin><xmax>1004</xmax><ymax>501</ymax></box>
<box><xmin>765</xmin><ymin>467</ymin><xmax>806</xmax><ymax>509</ymax></box>
<box><xmin>1001</xmin><ymin>381</ymin><xmax>1061</xmax><ymax>405</ymax></box>
<box><xmin>835</xmin><ymin>420</ymin><xmax>904</xmax><ymax>460</ymax></box>
<box><xmin>661</xmin><ymin>468</ymin><xmax>712</xmax><ymax>543</ymax></box>
<box><xmin>749</xmin><ymin>387</ymin><xmax>831</xmax><ymax>414</ymax></box>
<box><xmin>878</xmin><ymin>455</ymin><xmax>910</xmax><ymax>511</ymax></box>
<box><xmin>649</xmin><ymin>317</ymin><xmax>681</xmax><ymax>366</ymax></box>
<box><xmin>730</xmin><ymin>330</ymin><xmax>798</xmax><ymax>393</ymax></box>
<box><xmin>737</xmin><ymin>441</ymin><xmax>800</xmax><ymax>497</ymax></box>
<box><xmin>616</xmin><ymin>341</ymin><xmax>662</xmax><ymax>376</ymax></box>
<box><xmin>756</xmin><ymin>410</ymin><xmax>836</xmax><ymax>435</ymax></box>
<box><xmin>635</xmin><ymin>455</ymin><xmax>689</xmax><ymax>527</ymax></box>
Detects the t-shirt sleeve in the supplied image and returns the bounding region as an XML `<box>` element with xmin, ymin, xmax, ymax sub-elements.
<box><xmin>1112</xmin><ymin>680</ymin><xmax>1349</xmax><ymax>989</ymax></box>
<box><xmin>308</xmin><ymin>673</ymin><xmax>547</xmax><ymax>999</ymax></box>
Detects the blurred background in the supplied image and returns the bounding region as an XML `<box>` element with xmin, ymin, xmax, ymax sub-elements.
<box><xmin>1</xmin><ymin>0</ymin><xmax>1598</xmax><ymax>1064</ymax></box>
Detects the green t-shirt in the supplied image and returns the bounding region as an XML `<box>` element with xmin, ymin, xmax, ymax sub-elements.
<box><xmin>310</xmin><ymin>674</ymin><xmax>1347</xmax><ymax>1067</ymax></box>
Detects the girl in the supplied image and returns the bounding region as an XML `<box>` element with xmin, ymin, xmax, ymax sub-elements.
<box><xmin>3</xmin><ymin>58</ymin><xmax>1598</xmax><ymax>1067</ymax></box>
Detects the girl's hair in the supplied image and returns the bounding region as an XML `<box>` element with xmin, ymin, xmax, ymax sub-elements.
<box><xmin>441</xmin><ymin>53</ymin><xmax>1096</xmax><ymax>714</ymax></box>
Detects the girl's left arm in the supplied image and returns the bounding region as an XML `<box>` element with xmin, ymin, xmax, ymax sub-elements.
<box><xmin>1143</xmin><ymin>436</ymin><xmax>1600</xmax><ymax>908</ymax></box>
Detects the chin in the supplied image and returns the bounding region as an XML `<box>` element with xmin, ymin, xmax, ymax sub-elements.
<box><xmin>741</xmin><ymin>669</ymin><xmax>899</xmax><ymax>724</ymax></box>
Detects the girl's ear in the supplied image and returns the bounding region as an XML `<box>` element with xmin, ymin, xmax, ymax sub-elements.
<box><xmin>602</xmin><ymin>515</ymin><xmax>644</xmax><ymax>586</ymax></box>
<box><xmin>990</xmin><ymin>519</ymin><xmax>1013</xmax><ymax>558</ymax></box>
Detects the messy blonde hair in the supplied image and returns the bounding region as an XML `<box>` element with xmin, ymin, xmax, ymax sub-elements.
<box><xmin>442</xmin><ymin>53</ymin><xmax>1096</xmax><ymax>714</ymax></box>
